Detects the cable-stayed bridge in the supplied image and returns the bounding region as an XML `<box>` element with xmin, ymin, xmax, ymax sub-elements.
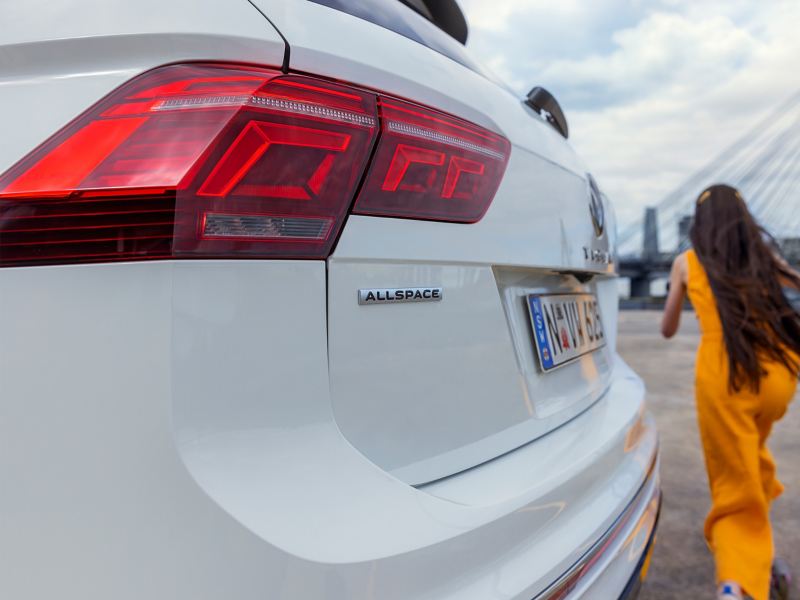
<box><xmin>618</xmin><ymin>90</ymin><xmax>800</xmax><ymax>297</ymax></box>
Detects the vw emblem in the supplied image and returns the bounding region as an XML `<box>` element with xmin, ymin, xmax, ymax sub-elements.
<box><xmin>587</xmin><ymin>174</ymin><xmax>605</xmax><ymax>237</ymax></box>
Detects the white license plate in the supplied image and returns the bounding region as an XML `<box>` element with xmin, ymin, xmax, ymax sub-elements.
<box><xmin>527</xmin><ymin>293</ymin><xmax>606</xmax><ymax>371</ymax></box>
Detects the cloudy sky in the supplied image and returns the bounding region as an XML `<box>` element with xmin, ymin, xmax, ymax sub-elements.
<box><xmin>459</xmin><ymin>0</ymin><xmax>800</xmax><ymax>228</ymax></box>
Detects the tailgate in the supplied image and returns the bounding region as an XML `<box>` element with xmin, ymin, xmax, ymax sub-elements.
<box><xmin>250</xmin><ymin>0</ymin><xmax>618</xmax><ymax>484</ymax></box>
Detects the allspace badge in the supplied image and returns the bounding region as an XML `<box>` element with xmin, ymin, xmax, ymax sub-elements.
<box><xmin>358</xmin><ymin>287</ymin><xmax>443</xmax><ymax>305</ymax></box>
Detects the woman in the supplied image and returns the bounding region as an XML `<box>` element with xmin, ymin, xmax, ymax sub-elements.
<box><xmin>661</xmin><ymin>184</ymin><xmax>800</xmax><ymax>600</ymax></box>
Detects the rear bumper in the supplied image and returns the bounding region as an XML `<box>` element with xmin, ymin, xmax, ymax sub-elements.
<box><xmin>618</xmin><ymin>510</ymin><xmax>660</xmax><ymax>600</ymax></box>
<box><xmin>535</xmin><ymin>455</ymin><xmax>661</xmax><ymax>599</ymax></box>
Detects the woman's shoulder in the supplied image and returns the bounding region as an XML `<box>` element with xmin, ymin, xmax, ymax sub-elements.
<box><xmin>681</xmin><ymin>248</ymin><xmax>713</xmax><ymax>291</ymax></box>
<box><xmin>680</xmin><ymin>248</ymin><xmax>701</xmax><ymax>271</ymax></box>
<box><xmin>673</xmin><ymin>250</ymin><xmax>693</xmax><ymax>287</ymax></box>
<box><xmin>676</xmin><ymin>249</ymin><xmax>691</xmax><ymax>269</ymax></box>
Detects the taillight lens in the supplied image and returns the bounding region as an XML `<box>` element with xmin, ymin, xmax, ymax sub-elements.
<box><xmin>0</xmin><ymin>64</ymin><xmax>378</xmax><ymax>266</ymax></box>
<box><xmin>0</xmin><ymin>63</ymin><xmax>511</xmax><ymax>267</ymax></box>
<box><xmin>353</xmin><ymin>97</ymin><xmax>510</xmax><ymax>223</ymax></box>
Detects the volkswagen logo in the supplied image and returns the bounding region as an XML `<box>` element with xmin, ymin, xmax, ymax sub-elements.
<box><xmin>587</xmin><ymin>174</ymin><xmax>605</xmax><ymax>237</ymax></box>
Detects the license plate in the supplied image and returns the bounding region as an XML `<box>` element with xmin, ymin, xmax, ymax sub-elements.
<box><xmin>527</xmin><ymin>293</ymin><xmax>606</xmax><ymax>371</ymax></box>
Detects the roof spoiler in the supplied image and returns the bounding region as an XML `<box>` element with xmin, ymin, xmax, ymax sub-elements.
<box><xmin>400</xmin><ymin>0</ymin><xmax>468</xmax><ymax>44</ymax></box>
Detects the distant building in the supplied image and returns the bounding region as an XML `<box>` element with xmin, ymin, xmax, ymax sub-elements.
<box><xmin>677</xmin><ymin>216</ymin><xmax>692</xmax><ymax>252</ymax></box>
<box><xmin>780</xmin><ymin>238</ymin><xmax>800</xmax><ymax>265</ymax></box>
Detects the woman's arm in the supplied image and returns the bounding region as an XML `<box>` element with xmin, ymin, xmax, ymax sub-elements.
<box><xmin>661</xmin><ymin>252</ymin><xmax>688</xmax><ymax>338</ymax></box>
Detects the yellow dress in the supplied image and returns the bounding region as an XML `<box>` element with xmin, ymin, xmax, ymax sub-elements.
<box><xmin>685</xmin><ymin>249</ymin><xmax>797</xmax><ymax>600</ymax></box>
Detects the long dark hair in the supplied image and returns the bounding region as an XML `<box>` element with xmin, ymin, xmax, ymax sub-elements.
<box><xmin>690</xmin><ymin>184</ymin><xmax>800</xmax><ymax>392</ymax></box>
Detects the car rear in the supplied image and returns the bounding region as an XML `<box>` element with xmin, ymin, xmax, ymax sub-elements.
<box><xmin>0</xmin><ymin>0</ymin><xmax>659</xmax><ymax>598</ymax></box>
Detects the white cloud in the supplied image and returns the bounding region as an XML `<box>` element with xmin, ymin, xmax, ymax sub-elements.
<box><xmin>542</xmin><ymin>12</ymin><xmax>756</xmax><ymax>106</ymax></box>
<box><xmin>459</xmin><ymin>0</ymin><xmax>528</xmax><ymax>33</ymax></box>
<box><xmin>460</xmin><ymin>0</ymin><xmax>800</xmax><ymax>236</ymax></box>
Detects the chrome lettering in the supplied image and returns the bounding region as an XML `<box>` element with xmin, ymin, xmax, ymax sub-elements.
<box><xmin>358</xmin><ymin>287</ymin><xmax>443</xmax><ymax>305</ymax></box>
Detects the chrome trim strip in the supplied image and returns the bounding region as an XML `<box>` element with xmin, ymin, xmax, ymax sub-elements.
<box><xmin>535</xmin><ymin>451</ymin><xmax>660</xmax><ymax>599</ymax></box>
<box><xmin>618</xmin><ymin>501</ymin><xmax>662</xmax><ymax>600</ymax></box>
<box><xmin>386</xmin><ymin>120</ymin><xmax>507</xmax><ymax>160</ymax></box>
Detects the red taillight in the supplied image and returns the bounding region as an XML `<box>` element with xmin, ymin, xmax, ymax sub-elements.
<box><xmin>0</xmin><ymin>64</ymin><xmax>378</xmax><ymax>266</ymax></box>
<box><xmin>353</xmin><ymin>97</ymin><xmax>510</xmax><ymax>223</ymax></box>
<box><xmin>0</xmin><ymin>63</ymin><xmax>510</xmax><ymax>267</ymax></box>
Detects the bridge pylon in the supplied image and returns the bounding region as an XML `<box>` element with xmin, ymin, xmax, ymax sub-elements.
<box><xmin>643</xmin><ymin>207</ymin><xmax>659</xmax><ymax>260</ymax></box>
<box><xmin>627</xmin><ymin>207</ymin><xmax>662</xmax><ymax>297</ymax></box>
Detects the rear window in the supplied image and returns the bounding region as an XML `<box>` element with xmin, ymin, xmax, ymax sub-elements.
<box><xmin>307</xmin><ymin>0</ymin><xmax>489</xmax><ymax>78</ymax></box>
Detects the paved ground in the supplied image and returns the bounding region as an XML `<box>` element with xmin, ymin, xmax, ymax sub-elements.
<box><xmin>617</xmin><ymin>311</ymin><xmax>800</xmax><ymax>599</ymax></box>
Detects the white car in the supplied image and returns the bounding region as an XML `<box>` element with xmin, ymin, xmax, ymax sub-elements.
<box><xmin>0</xmin><ymin>0</ymin><xmax>660</xmax><ymax>598</ymax></box>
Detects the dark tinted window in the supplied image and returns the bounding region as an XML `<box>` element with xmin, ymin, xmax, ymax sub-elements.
<box><xmin>307</xmin><ymin>0</ymin><xmax>490</xmax><ymax>78</ymax></box>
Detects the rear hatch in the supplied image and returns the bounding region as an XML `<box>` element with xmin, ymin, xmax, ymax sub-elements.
<box><xmin>250</xmin><ymin>0</ymin><xmax>618</xmax><ymax>484</ymax></box>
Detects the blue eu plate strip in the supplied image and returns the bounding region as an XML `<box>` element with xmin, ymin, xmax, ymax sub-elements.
<box><xmin>528</xmin><ymin>295</ymin><xmax>554</xmax><ymax>370</ymax></box>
